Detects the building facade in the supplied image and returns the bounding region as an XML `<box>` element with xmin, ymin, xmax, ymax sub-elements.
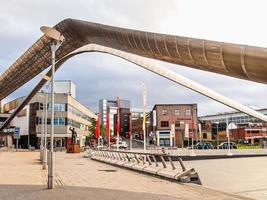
<box><xmin>99</xmin><ymin>99</ymin><xmax>131</xmax><ymax>137</ymax></box>
<box><xmin>151</xmin><ymin>104</ymin><xmax>198</xmax><ymax>147</ymax></box>
<box><xmin>2</xmin><ymin>81</ymin><xmax>97</xmax><ymax>149</ymax></box>
<box><xmin>199</xmin><ymin>109</ymin><xmax>267</xmax><ymax>144</ymax></box>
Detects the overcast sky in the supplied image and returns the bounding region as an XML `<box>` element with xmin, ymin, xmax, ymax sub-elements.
<box><xmin>1</xmin><ymin>0</ymin><xmax>267</xmax><ymax>115</ymax></box>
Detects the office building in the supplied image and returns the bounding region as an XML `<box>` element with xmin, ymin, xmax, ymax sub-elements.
<box><xmin>2</xmin><ymin>81</ymin><xmax>97</xmax><ymax>149</ymax></box>
<box><xmin>99</xmin><ymin>99</ymin><xmax>131</xmax><ymax>136</ymax></box>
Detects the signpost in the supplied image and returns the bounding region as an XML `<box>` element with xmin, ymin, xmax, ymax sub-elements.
<box><xmin>13</xmin><ymin>127</ymin><xmax>20</xmax><ymax>151</ymax></box>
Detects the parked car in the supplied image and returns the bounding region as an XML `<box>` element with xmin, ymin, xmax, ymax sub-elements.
<box><xmin>195</xmin><ymin>142</ymin><xmax>213</xmax><ymax>149</ymax></box>
<box><xmin>111</xmin><ymin>141</ymin><xmax>128</xmax><ymax>149</ymax></box>
<box><xmin>218</xmin><ymin>142</ymin><xmax>237</xmax><ymax>149</ymax></box>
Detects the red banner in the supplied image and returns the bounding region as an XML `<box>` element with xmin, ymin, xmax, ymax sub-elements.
<box><xmin>95</xmin><ymin>113</ymin><xmax>101</xmax><ymax>139</ymax></box>
<box><xmin>129</xmin><ymin>113</ymin><xmax>132</xmax><ymax>139</ymax></box>
<box><xmin>116</xmin><ymin>97</ymin><xmax>120</xmax><ymax>136</ymax></box>
<box><xmin>106</xmin><ymin>111</ymin><xmax>110</xmax><ymax>144</ymax></box>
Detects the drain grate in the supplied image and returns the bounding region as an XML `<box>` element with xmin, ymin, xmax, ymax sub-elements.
<box><xmin>98</xmin><ymin>169</ymin><xmax>117</xmax><ymax>172</ymax></box>
<box><xmin>76</xmin><ymin>163</ymin><xmax>84</xmax><ymax>165</ymax></box>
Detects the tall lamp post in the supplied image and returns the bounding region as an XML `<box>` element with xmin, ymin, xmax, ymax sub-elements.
<box><xmin>43</xmin><ymin>83</ymin><xmax>49</xmax><ymax>170</ymax></box>
<box><xmin>40</xmin><ymin>26</ymin><xmax>64</xmax><ymax>189</ymax></box>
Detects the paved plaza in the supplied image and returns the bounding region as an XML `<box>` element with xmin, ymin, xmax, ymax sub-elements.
<box><xmin>185</xmin><ymin>158</ymin><xmax>267</xmax><ymax>200</ymax></box>
<box><xmin>0</xmin><ymin>150</ymin><xmax>262</xmax><ymax>200</ymax></box>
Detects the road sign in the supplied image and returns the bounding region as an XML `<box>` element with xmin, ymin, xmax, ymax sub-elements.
<box><xmin>13</xmin><ymin>127</ymin><xmax>20</xmax><ymax>139</ymax></box>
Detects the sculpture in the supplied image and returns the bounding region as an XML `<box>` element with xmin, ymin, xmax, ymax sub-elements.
<box><xmin>69</xmin><ymin>127</ymin><xmax>77</xmax><ymax>144</ymax></box>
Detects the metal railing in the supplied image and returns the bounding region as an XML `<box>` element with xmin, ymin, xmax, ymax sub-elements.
<box><xmin>87</xmin><ymin>149</ymin><xmax>201</xmax><ymax>184</ymax></box>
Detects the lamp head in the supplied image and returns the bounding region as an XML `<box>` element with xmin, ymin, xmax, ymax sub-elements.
<box><xmin>40</xmin><ymin>26</ymin><xmax>65</xmax><ymax>42</ymax></box>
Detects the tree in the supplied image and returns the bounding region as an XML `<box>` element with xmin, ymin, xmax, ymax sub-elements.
<box><xmin>88</xmin><ymin>118</ymin><xmax>106</xmax><ymax>139</ymax></box>
<box><xmin>88</xmin><ymin>118</ymin><xmax>96</xmax><ymax>139</ymax></box>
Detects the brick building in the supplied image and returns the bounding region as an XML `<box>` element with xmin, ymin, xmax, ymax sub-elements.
<box><xmin>151</xmin><ymin>104</ymin><xmax>198</xmax><ymax>147</ymax></box>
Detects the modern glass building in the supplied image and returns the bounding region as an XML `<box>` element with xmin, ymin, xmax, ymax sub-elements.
<box><xmin>199</xmin><ymin>109</ymin><xmax>267</xmax><ymax>125</ymax></box>
<box><xmin>2</xmin><ymin>81</ymin><xmax>97</xmax><ymax>149</ymax></box>
<box><xmin>99</xmin><ymin>99</ymin><xmax>131</xmax><ymax>135</ymax></box>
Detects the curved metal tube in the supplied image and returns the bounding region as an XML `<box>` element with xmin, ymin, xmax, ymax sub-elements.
<box><xmin>1</xmin><ymin>18</ymin><xmax>267</xmax><ymax>100</ymax></box>
<box><xmin>1</xmin><ymin>44</ymin><xmax>267</xmax><ymax>131</ymax></box>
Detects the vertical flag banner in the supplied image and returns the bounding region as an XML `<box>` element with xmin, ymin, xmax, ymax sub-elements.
<box><xmin>185</xmin><ymin>123</ymin><xmax>189</xmax><ymax>138</ymax></box>
<box><xmin>106</xmin><ymin>111</ymin><xmax>110</xmax><ymax>145</ymax></box>
<box><xmin>95</xmin><ymin>113</ymin><xmax>101</xmax><ymax>139</ymax></box>
<box><xmin>198</xmin><ymin>123</ymin><xmax>202</xmax><ymax>141</ymax></box>
<box><xmin>129</xmin><ymin>113</ymin><xmax>132</xmax><ymax>139</ymax></box>
<box><xmin>142</xmin><ymin>81</ymin><xmax>147</xmax><ymax>132</ymax></box>
<box><xmin>116</xmin><ymin>97</ymin><xmax>120</xmax><ymax>136</ymax></box>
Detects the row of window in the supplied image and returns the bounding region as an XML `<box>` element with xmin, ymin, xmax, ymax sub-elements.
<box><xmin>36</xmin><ymin>103</ymin><xmax>93</xmax><ymax>122</ymax></box>
<box><xmin>161</xmin><ymin>109</ymin><xmax>191</xmax><ymax>116</ymax></box>
<box><xmin>36</xmin><ymin>117</ymin><xmax>66</xmax><ymax>125</ymax></box>
<box><xmin>36</xmin><ymin>117</ymin><xmax>90</xmax><ymax>131</ymax></box>
<box><xmin>160</xmin><ymin>120</ymin><xmax>194</xmax><ymax>128</ymax></box>
<box><xmin>68</xmin><ymin>105</ymin><xmax>92</xmax><ymax>121</ymax></box>
<box><xmin>68</xmin><ymin>118</ymin><xmax>90</xmax><ymax>131</ymax></box>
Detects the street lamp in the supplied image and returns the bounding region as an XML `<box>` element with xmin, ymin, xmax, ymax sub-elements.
<box><xmin>40</xmin><ymin>26</ymin><xmax>64</xmax><ymax>189</ymax></box>
<box><xmin>43</xmin><ymin>83</ymin><xmax>50</xmax><ymax>170</ymax></box>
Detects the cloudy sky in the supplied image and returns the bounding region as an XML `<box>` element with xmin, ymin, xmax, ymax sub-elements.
<box><xmin>1</xmin><ymin>0</ymin><xmax>267</xmax><ymax>115</ymax></box>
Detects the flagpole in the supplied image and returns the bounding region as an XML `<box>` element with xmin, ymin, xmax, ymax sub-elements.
<box><xmin>116</xmin><ymin>97</ymin><xmax>120</xmax><ymax>151</ymax></box>
<box><xmin>129</xmin><ymin>113</ymin><xmax>132</xmax><ymax>151</ymax></box>
<box><xmin>142</xmin><ymin>81</ymin><xmax>147</xmax><ymax>152</ymax></box>
<box><xmin>106</xmin><ymin>111</ymin><xmax>110</xmax><ymax>150</ymax></box>
<box><xmin>96</xmin><ymin>113</ymin><xmax>101</xmax><ymax>148</ymax></box>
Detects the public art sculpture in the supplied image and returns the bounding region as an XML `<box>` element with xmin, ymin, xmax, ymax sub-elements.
<box><xmin>69</xmin><ymin>127</ymin><xmax>77</xmax><ymax>144</ymax></box>
<box><xmin>67</xmin><ymin>127</ymin><xmax>80</xmax><ymax>153</ymax></box>
<box><xmin>1</xmin><ymin>18</ymin><xmax>267</xmax><ymax>131</ymax></box>
<box><xmin>1</xmin><ymin>18</ymin><xmax>267</xmax><ymax>101</ymax></box>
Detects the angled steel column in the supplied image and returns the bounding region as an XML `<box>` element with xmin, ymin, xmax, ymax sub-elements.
<box><xmin>1</xmin><ymin>44</ymin><xmax>267</xmax><ymax>136</ymax></box>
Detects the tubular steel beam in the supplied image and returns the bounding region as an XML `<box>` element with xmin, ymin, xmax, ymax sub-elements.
<box><xmin>2</xmin><ymin>44</ymin><xmax>267</xmax><ymax>131</ymax></box>
<box><xmin>1</xmin><ymin>18</ymin><xmax>267</xmax><ymax>101</ymax></box>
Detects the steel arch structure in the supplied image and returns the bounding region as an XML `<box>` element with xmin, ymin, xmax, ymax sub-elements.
<box><xmin>1</xmin><ymin>18</ymin><xmax>267</xmax><ymax>101</ymax></box>
<box><xmin>2</xmin><ymin>44</ymin><xmax>267</xmax><ymax>131</ymax></box>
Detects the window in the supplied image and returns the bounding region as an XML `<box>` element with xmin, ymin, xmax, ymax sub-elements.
<box><xmin>185</xmin><ymin>109</ymin><xmax>191</xmax><ymax>116</ymax></box>
<box><xmin>58</xmin><ymin>117</ymin><xmax>65</xmax><ymax>125</ymax></box>
<box><xmin>39</xmin><ymin>103</ymin><xmax>44</xmax><ymax>110</ymax></box>
<box><xmin>175</xmin><ymin>109</ymin><xmax>180</xmax><ymax>116</ymax></box>
<box><xmin>68</xmin><ymin>105</ymin><xmax>92</xmax><ymax>121</ymax></box>
<box><xmin>162</xmin><ymin>109</ymin><xmax>167</xmax><ymax>115</ymax></box>
<box><xmin>203</xmin><ymin>133</ymin><xmax>207</xmax><ymax>139</ymax></box>
<box><xmin>160</xmin><ymin>121</ymin><xmax>169</xmax><ymax>127</ymax></box>
<box><xmin>175</xmin><ymin>121</ymin><xmax>180</xmax><ymax>127</ymax></box>
<box><xmin>48</xmin><ymin>103</ymin><xmax>66</xmax><ymax>111</ymax></box>
<box><xmin>36</xmin><ymin>117</ymin><xmax>42</xmax><ymax>125</ymax></box>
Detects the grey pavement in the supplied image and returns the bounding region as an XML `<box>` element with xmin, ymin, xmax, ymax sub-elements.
<box><xmin>0</xmin><ymin>185</ymin><xmax>178</xmax><ymax>200</ymax></box>
<box><xmin>0</xmin><ymin>150</ymin><xmax>258</xmax><ymax>200</ymax></box>
<box><xmin>185</xmin><ymin>157</ymin><xmax>267</xmax><ymax>200</ymax></box>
